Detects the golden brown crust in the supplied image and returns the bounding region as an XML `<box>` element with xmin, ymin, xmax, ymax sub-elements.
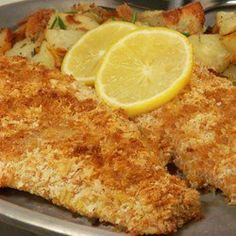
<box><xmin>136</xmin><ymin>65</ymin><xmax>236</xmax><ymax>204</ymax></box>
<box><xmin>72</xmin><ymin>3</ymin><xmax>117</xmax><ymax>23</ymax></box>
<box><xmin>0</xmin><ymin>28</ymin><xmax>13</xmax><ymax>54</ymax></box>
<box><xmin>0</xmin><ymin>56</ymin><xmax>200</xmax><ymax>234</ymax></box>
<box><xmin>13</xmin><ymin>24</ymin><xmax>27</xmax><ymax>42</ymax></box>
<box><xmin>14</xmin><ymin>9</ymin><xmax>54</xmax><ymax>44</ymax></box>
<box><xmin>116</xmin><ymin>3</ymin><xmax>133</xmax><ymax>22</ymax></box>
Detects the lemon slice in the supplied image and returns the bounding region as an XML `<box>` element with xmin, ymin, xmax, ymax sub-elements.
<box><xmin>95</xmin><ymin>27</ymin><xmax>193</xmax><ymax>116</ymax></box>
<box><xmin>61</xmin><ymin>22</ymin><xmax>137</xmax><ymax>84</ymax></box>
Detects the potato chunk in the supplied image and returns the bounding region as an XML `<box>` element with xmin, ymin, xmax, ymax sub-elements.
<box><xmin>32</xmin><ymin>41</ymin><xmax>55</xmax><ymax>68</ymax></box>
<box><xmin>0</xmin><ymin>28</ymin><xmax>13</xmax><ymax>54</ymax></box>
<box><xmin>221</xmin><ymin>31</ymin><xmax>236</xmax><ymax>54</ymax></box>
<box><xmin>189</xmin><ymin>34</ymin><xmax>231</xmax><ymax>72</ymax></box>
<box><xmin>216</xmin><ymin>11</ymin><xmax>236</xmax><ymax>35</ymax></box>
<box><xmin>48</xmin><ymin>13</ymin><xmax>99</xmax><ymax>32</ymax></box>
<box><xmin>5</xmin><ymin>38</ymin><xmax>36</xmax><ymax>59</ymax></box>
<box><xmin>45</xmin><ymin>29</ymin><xmax>84</xmax><ymax>50</ymax></box>
<box><xmin>138</xmin><ymin>2</ymin><xmax>205</xmax><ymax>35</ymax></box>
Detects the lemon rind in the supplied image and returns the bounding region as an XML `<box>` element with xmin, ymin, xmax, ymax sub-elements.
<box><xmin>61</xmin><ymin>21</ymin><xmax>137</xmax><ymax>85</ymax></box>
<box><xmin>96</xmin><ymin>28</ymin><xmax>193</xmax><ymax>117</ymax></box>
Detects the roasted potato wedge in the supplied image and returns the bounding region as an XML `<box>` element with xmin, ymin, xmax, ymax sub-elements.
<box><xmin>223</xmin><ymin>64</ymin><xmax>236</xmax><ymax>83</ymax></box>
<box><xmin>0</xmin><ymin>28</ymin><xmax>13</xmax><ymax>54</ymax></box>
<box><xmin>25</xmin><ymin>9</ymin><xmax>54</xmax><ymax>39</ymax></box>
<box><xmin>45</xmin><ymin>29</ymin><xmax>84</xmax><ymax>50</ymax></box>
<box><xmin>221</xmin><ymin>31</ymin><xmax>236</xmax><ymax>54</ymax></box>
<box><xmin>189</xmin><ymin>34</ymin><xmax>231</xmax><ymax>72</ymax></box>
<box><xmin>13</xmin><ymin>9</ymin><xmax>54</xmax><ymax>44</ymax></box>
<box><xmin>73</xmin><ymin>3</ymin><xmax>117</xmax><ymax>23</ymax></box>
<box><xmin>138</xmin><ymin>2</ymin><xmax>205</xmax><ymax>35</ymax></box>
<box><xmin>5</xmin><ymin>38</ymin><xmax>36</xmax><ymax>59</ymax></box>
<box><xmin>216</xmin><ymin>11</ymin><xmax>236</xmax><ymax>35</ymax></box>
<box><xmin>48</xmin><ymin>13</ymin><xmax>99</xmax><ymax>32</ymax></box>
<box><xmin>71</xmin><ymin>14</ymin><xmax>100</xmax><ymax>30</ymax></box>
<box><xmin>14</xmin><ymin>23</ymin><xmax>27</xmax><ymax>42</ymax></box>
<box><xmin>32</xmin><ymin>41</ymin><xmax>55</xmax><ymax>68</ymax></box>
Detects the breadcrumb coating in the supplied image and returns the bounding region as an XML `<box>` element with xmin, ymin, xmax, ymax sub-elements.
<box><xmin>135</xmin><ymin>65</ymin><xmax>236</xmax><ymax>204</ymax></box>
<box><xmin>0</xmin><ymin>56</ymin><xmax>201</xmax><ymax>235</ymax></box>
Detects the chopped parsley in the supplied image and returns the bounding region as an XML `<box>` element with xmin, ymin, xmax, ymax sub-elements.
<box><xmin>182</xmin><ymin>32</ymin><xmax>190</xmax><ymax>37</ymax></box>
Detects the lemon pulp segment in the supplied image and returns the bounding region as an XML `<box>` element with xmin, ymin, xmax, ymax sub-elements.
<box><xmin>62</xmin><ymin>22</ymin><xmax>137</xmax><ymax>84</ymax></box>
<box><xmin>96</xmin><ymin>28</ymin><xmax>193</xmax><ymax>116</ymax></box>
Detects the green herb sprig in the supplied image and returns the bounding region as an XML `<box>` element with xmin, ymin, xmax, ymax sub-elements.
<box><xmin>182</xmin><ymin>32</ymin><xmax>190</xmax><ymax>37</ymax></box>
<box><xmin>50</xmin><ymin>16</ymin><xmax>67</xmax><ymax>30</ymax></box>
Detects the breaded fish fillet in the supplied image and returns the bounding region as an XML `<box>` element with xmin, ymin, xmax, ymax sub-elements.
<box><xmin>136</xmin><ymin>65</ymin><xmax>236</xmax><ymax>204</ymax></box>
<box><xmin>0</xmin><ymin>56</ymin><xmax>200</xmax><ymax>235</ymax></box>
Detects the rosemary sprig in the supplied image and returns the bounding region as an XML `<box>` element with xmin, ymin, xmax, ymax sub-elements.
<box><xmin>50</xmin><ymin>16</ymin><xmax>67</xmax><ymax>30</ymax></box>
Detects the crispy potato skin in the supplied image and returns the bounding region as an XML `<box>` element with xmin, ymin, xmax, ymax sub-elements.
<box><xmin>25</xmin><ymin>9</ymin><xmax>54</xmax><ymax>40</ymax></box>
<box><xmin>0</xmin><ymin>56</ymin><xmax>201</xmax><ymax>235</ymax></box>
<box><xmin>0</xmin><ymin>28</ymin><xmax>13</xmax><ymax>54</ymax></box>
<box><xmin>116</xmin><ymin>3</ymin><xmax>133</xmax><ymax>21</ymax></box>
<box><xmin>138</xmin><ymin>2</ymin><xmax>205</xmax><ymax>34</ymax></box>
<box><xmin>216</xmin><ymin>11</ymin><xmax>236</xmax><ymax>36</ymax></box>
<box><xmin>222</xmin><ymin>31</ymin><xmax>236</xmax><ymax>55</ymax></box>
<box><xmin>15</xmin><ymin>9</ymin><xmax>54</xmax><ymax>43</ymax></box>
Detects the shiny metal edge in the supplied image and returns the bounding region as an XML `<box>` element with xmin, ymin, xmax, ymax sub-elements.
<box><xmin>0</xmin><ymin>199</ymin><xmax>122</xmax><ymax>236</ymax></box>
<box><xmin>202</xmin><ymin>0</ymin><xmax>236</xmax><ymax>12</ymax></box>
<box><xmin>110</xmin><ymin>0</ymin><xmax>236</xmax><ymax>12</ymax></box>
<box><xmin>0</xmin><ymin>0</ymin><xmax>26</xmax><ymax>7</ymax></box>
<box><xmin>2</xmin><ymin>0</ymin><xmax>236</xmax><ymax>10</ymax></box>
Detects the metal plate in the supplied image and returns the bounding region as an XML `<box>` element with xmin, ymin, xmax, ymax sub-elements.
<box><xmin>0</xmin><ymin>1</ymin><xmax>236</xmax><ymax>235</ymax></box>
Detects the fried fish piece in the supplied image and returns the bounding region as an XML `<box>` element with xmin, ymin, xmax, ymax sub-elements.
<box><xmin>136</xmin><ymin>65</ymin><xmax>236</xmax><ymax>204</ymax></box>
<box><xmin>0</xmin><ymin>56</ymin><xmax>200</xmax><ymax>235</ymax></box>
